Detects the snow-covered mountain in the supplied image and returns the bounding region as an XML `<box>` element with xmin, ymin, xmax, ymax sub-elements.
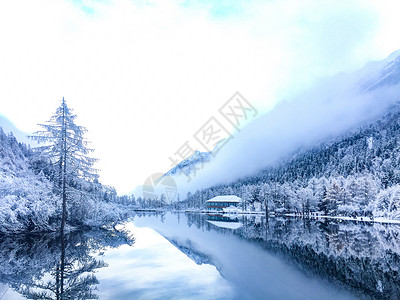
<box><xmin>173</xmin><ymin>49</ymin><xmax>400</xmax><ymax>219</ymax></box>
<box><xmin>362</xmin><ymin>49</ymin><xmax>400</xmax><ymax>92</ymax></box>
<box><xmin>141</xmin><ymin>49</ymin><xmax>400</xmax><ymax>223</ymax></box>
<box><xmin>0</xmin><ymin>114</ymin><xmax>33</xmax><ymax>145</ymax></box>
<box><xmin>131</xmin><ymin>50</ymin><xmax>400</xmax><ymax>203</ymax></box>
<box><xmin>166</xmin><ymin>49</ymin><xmax>400</xmax><ymax>196</ymax></box>
<box><xmin>164</xmin><ymin>150</ymin><xmax>212</xmax><ymax>177</ymax></box>
<box><xmin>0</xmin><ymin>127</ymin><xmax>59</xmax><ymax>233</ymax></box>
<box><xmin>164</xmin><ymin>139</ymin><xmax>228</xmax><ymax>178</ymax></box>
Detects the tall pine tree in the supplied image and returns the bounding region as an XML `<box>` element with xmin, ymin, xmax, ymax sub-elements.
<box><xmin>31</xmin><ymin>97</ymin><xmax>98</xmax><ymax>233</ymax></box>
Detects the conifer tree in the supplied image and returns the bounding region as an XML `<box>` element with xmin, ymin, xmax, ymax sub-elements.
<box><xmin>31</xmin><ymin>97</ymin><xmax>98</xmax><ymax>233</ymax></box>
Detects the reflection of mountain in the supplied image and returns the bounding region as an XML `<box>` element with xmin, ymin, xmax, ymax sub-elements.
<box><xmin>166</xmin><ymin>238</ymin><xmax>214</xmax><ymax>266</ymax></box>
<box><xmin>0</xmin><ymin>228</ymin><xmax>134</xmax><ymax>299</ymax></box>
<box><xmin>262</xmin><ymin>220</ymin><xmax>400</xmax><ymax>299</ymax></box>
<box><xmin>240</xmin><ymin>218</ymin><xmax>400</xmax><ymax>299</ymax></box>
<box><xmin>139</xmin><ymin>213</ymin><xmax>400</xmax><ymax>299</ymax></box>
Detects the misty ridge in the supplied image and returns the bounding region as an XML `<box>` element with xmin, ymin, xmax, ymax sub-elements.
<box><xmin>172</xmin><ymin>49</ymin><xmax>400</xmax><ymax>194</ymax></box>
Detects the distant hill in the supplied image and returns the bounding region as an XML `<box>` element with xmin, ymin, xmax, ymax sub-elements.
<box><xmin>164</xmin><ymin>150</ymin><xmax>212</xmax><ymax>177</ymax></box>
<box><xmin>0</xmin><ymin>114</ymin><xmax>32</xmax><ymax>145</ymax></box>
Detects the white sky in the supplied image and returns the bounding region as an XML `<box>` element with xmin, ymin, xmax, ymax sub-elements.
<box><xmin>1</xmin><ymin>0</ymin><xmax>400</xmax><ymax>194</ymax></box>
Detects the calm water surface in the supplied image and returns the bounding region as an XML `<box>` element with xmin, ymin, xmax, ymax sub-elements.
<box><xmin>1</xmin><ymin>212</ymin><xmax>400</xmax><ymax>299</ymax></box>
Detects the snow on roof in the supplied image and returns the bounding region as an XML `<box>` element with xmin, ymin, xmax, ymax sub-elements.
<box><xmin>207</xmin><ymin>220</ymin><xmax>243</xmax><ymax>229</ymax></box>
<box><xmin>206</xmin><ymin>195</ymin><xmax>242</xmax><ymax>203</ymax></box>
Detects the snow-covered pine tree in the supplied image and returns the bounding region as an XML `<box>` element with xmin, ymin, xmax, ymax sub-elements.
<box><xmin>30</xmin><ymin>97</ymin><xmax>98</xmax><ymax>233</ymax></box>
<box><xmin>325</xmin><ymin>182</ymin><xmax>340</xmax><ymax>215</ymax></box>
<box><xmin>318</xmin><ymin>186</ymin><xmax>329</xmax><ymax>215</ymax></box>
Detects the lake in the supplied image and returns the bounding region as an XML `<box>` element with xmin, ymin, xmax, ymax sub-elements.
<box><xmin>1</xmin><ymin>212</ymin><xmax>399</xmax><ymax>299</ymax></box>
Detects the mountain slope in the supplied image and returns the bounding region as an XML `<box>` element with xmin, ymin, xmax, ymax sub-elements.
<box><xmin>0</xmin><ymin>127</ymin><xmax>127</xmax><ymax>234</ymax></box>
<box><xmin>0</xmin><ymin>127</ymin><xmax>59</xmax><ymax>233</ymax></box>
<box><xmin>166</xmin><ymin>49</ymin><xmax>400</xmax><ymax>196</ymax></box>
<box><xmin>182</xmin><ymin>101</ymin><xmax>400</xmax><ymax>219</ymax></box>
<box><xmin>165</xmin><ymin>150</ymin><xmax>212</xmax><ymax>177</ymax></box>
<box><xmin>0</xmin><ymin>114</ymin><xmax>34</xmax><ymax>145</ymax></box>
<box><xmin>163</xmin><ymin>139</ymin><xmax>228</xmax><ymax>178</ymax></box>
<box><xmin>171</xmin><ymin>50</ymin><xmax>400</xmax><ymax>219</ymax></box>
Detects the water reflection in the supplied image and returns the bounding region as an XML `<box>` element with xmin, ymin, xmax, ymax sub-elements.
<box><xmin>134</xmin><ymin>212</ymin><xmax>400</xmax><ymax>299</ymax></box>
<box><xmin>2</xmin><ymin>213</ymin><xmax>400</xmax><ymax>299</ymax></box>
<box><xmin>206</xmin><ymin>214</ymin><xmax>243</xmax><ymax>229</ymax></box>
<box><xmin>0</xmin><ymin>228</ymin><xmax>134</xmax><ymax>299</ymax></box>
<box><xmin>94</xmin><ymin>224</ymin><xmax>236</xmax><ymax>299</ymax></box>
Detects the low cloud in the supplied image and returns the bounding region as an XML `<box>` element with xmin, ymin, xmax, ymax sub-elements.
<box><xmin>174</xmin><ymin>54</ymin><xmax>400</xmax><ymax>195</ymax></box>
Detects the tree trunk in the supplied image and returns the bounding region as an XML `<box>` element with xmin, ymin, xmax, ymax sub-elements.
<box><xmin>60</xmin><ymin>99</ymin><xmax>67</xmax><ymax>299</ymax></box>
<box><xmin>60</xmin><ymin>98</ymin><xmax>67</xmax><ymax>235</ymax></box>
<box><xmin>59</xmin><ymin>231</ymin><xmax>66</xmax><ymax>299</ymax></box>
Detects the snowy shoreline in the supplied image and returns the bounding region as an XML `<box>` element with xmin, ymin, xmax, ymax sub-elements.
<box><xmin>132</xmin><ymin>208</ymin><xmax>400</xmax><ymax>224</ymax></box>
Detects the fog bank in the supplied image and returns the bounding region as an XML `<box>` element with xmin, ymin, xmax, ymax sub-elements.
<box><xmin>174</xmin><ymin>51</ymin><xmax>400</xmax><ymax>195</ymax></box>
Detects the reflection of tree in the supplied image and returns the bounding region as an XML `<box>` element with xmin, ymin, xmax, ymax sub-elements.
<box><xmin>18</xmin><ymin>235</ymin><xmax>107</xmax><ymax>299</ymax></box>
<box><xmin>0</xmin><ymin>228</ymin><xmax>134</xmax><ymax>299</ymax></box>
<box><xmin>184</xmin><ymin>213</ymin><xmax>400</xmax><ymax>299</ymax></box>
